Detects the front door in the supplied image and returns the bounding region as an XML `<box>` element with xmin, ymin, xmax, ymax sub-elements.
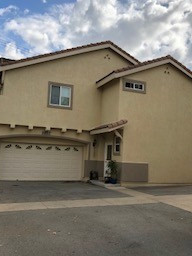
<box><xmin>104</xmin><ymin>144</ymin><xmax>112</xmax><ymax>177</ymax></box>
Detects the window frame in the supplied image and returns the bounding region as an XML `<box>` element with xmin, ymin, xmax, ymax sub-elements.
<box><xmin>48</xmin><ymin>82</ymin><xmax>73</xmax><ymax>110</ymax></box>
<box><xmin>123</xmin><ymin>79</ymin><xmax>146</xmax><ymax>94</ymax></box>
<box><xmin>113</xmin><ymin>136</ymin><xmax>121</xmax><ymax>155</ymax></box>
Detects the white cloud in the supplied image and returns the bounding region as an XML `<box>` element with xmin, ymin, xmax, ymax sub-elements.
<box><xmin>1</xmin><ymin>42</ymin><xmax>24</xmax><ymax>59</ymax></box>
<box><xmin>5</xmin><ymin>15</ymin><xmax>61</xmax><ymax>54</ymax></box>
<box><xmin>42</xmin><ymin>0</ymin><xmax>47</xmax><ymax>3</ymax></box>
<box><xmin>24</xmin><ymin>9</ymin><xmax>30</xmax><ymax>15</ymax></box>
<box><xmin>0</xmin><ymin>5</ymin><xmax>18</xmax><ymax>16</ymax></box>
<box><xmin>2</xmin><ymin>0</ymin><xmax>192</xmax><ymax>68</ymax></box>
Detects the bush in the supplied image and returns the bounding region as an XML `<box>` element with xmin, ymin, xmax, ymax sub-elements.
<box><xmin>107</xmin><ymin>160</ymin><xmax>118</xmax><ymax>179</ymax></box>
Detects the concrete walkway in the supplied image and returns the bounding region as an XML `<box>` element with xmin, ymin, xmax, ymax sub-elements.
<box><xmin>0</xmin><ymin>196</ymin><xmax>157</xmax><ymax>212</ymax></box>
<box><xmin>0</xmin><ymin>184</ymin><xmax>192</xmax><ymax>213</ymax></box>
<box><xmin>109</xmin><ymin>187</ymin><xmax>192</xmax><ymax>213</ymax></box>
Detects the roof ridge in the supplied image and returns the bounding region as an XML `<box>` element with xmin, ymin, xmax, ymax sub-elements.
<box><xmin>1</xmin><ymin>41</ymin><xmax>140</xmax><ymax>67</ymax></box>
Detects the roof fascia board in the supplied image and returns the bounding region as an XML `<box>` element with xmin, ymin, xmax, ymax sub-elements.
<box><xmin>96</xmin><ymin>72</ymin><xmax>116</xmax><ymax>88</ymax></box>
<box><xmin>0</xmin><ymin>44</ymin><xmax>137</xmax><ymax>72</ymax></box>
<box><xmin>169</xmin><ymin>60</ymin><xmax>192</xmax><ymax>79</ymax></box>
<box><xmin>90</xmin><ymin>124</ymin><xmax>125</xmax><ymax>135</ymax></box>
<box><xmin>90</xmin><ymin>127</ymin><xmax>110</xmax><ymax>135</ymax></box>
<box><xmin>114</xmin><ymin>59</ymin><xmax>170</xmax><ymax>78</ymax></box>
<box><xmin>109</xmin><ymin>44</ymin><xmax>139</xmax><ymax>65</ymax></box>
<box><xmin>0</xmin><ymin>45</ymin><xmax>108</xmax><ymax>71</ymax></box>
<box><xmin>116</xmin><ymin>59</ymin><xmax>192</xmax><ymax>79</ymax></box>
<box><xmin>97</xmin><ymin>59</ymin><xmax>192</xmax><ymax>87</ymax></box>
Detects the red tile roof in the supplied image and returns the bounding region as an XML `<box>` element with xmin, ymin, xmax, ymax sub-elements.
<box><xmin>96</xmin><ymin>55</ymin><xmax>192</xmax><ymax>84</ymax></box>
<box><xmin>0</xmin><ymin>41</ymin><xmax>140</xmax><ymax>67</ymax></box>
<box><xmin>0</xmin><ymin>58</ymin><xmax>15</xmax><ymax>66</ymax></box>
<box><xmin>90</xmin><ymin>119</ymin><xmax>128</xmax><ymax>131</ymax></box>
<box><xmin>113</xmin><ymin>55</ymin><xmax>192</xmax><ymax>75</ymax></box>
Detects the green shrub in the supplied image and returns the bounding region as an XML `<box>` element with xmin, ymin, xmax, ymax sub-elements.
<box><xmin>107</xmin><ymin>160</ymin><xmax>118</xmax><ymax>179</ymax></box>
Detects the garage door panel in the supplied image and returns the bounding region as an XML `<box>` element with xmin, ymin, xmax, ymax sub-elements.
<box><xmin>0</xmin><ymin>143</ymin><xmax>83</xmax><ymax>181</ymax></box>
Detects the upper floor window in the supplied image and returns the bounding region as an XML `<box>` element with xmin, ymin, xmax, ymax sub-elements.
<box><xmin>49</xmin><ymin>82</ymin><xmax>73</xmax><ymax>109</ymax></box>
<box><xmin>123</xmin><ymin>79</ymin><xmax>146</xmax><ymax>93</ymax></box>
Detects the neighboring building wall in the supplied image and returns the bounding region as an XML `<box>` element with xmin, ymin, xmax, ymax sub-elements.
<box><xmin>119</xmin><ymin>64</ymin><xmax>192</xmax><ymax>183</ymax></box>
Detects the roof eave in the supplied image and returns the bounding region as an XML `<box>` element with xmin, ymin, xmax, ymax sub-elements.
<box><xmin>109</xmin><ymin>44</ymin><xmax>139</xmax><ymax>65</ymax></box>
<box><xmin>96</xmin><ymin>72</ymin><xmax>117</xmax><ymax>88</ymax></box>
<box><xmin>0</xmin><ymin>43</ymin><xmax>138</xmax><ymax>72</ymax></box>
<box><xmin>90</xmin><ymin>124</ymin><xmax>126</xmax><ymax>135</ymax></box>
<box><xmin>96</xmin><ymin>58</ymin><xmax>192</xmax><ymax>88</ymax></box>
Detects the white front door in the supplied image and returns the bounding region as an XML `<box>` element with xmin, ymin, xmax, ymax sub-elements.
<box><xmin>104</xmin><ymin>143</ymin><xmax>112</xmax><ymax>177</ymax></box>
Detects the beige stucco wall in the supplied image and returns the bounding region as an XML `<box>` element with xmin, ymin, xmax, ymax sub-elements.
<box><xmin>0</xmin><ymin>48</ymin><xmax>131</xmax><ymax>179</ymax></box>
<box><xmin>100</xmin><ymin>79</ymin><xmax>120</xmax><ymax>124</ymax></box>
<box><xmin>1</xmin><ymin>49</ymin><xmax>130</xmax><ymax>131</ymax></box>
<box><xmin>0</xmin><ymin>123</ymin><xmax>90</xmax><ymax>157</ymax></box>
<box><xmin>0</xmin><ymin>123</ymin><xmax>106</xmax><ymax>167</ymax></box>
<box><xmin>3</xmin><ymin>47</ymin><xmax>192</xmax><ymax>183</ymax></box>
<box><xmin>118</xmin><ymin>64</ymin><xmax>192</xmax><ymax>183</ymax></box>
<box><xmin>0</xmin><ymin>124</ymin><xmax>91</xmax><ymax>143</ymax></box>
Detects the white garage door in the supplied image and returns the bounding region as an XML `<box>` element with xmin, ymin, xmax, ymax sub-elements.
<box><xmin>0</xmin><ymin>143</ymin><xmax>83</xmax><ymax>181</ymax></box>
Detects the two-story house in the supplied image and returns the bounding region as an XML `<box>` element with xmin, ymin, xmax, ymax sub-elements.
<box><xmin>0</xmin><ymin>41</ymin><xmax>192</xmax><ymax>184</ymax></box>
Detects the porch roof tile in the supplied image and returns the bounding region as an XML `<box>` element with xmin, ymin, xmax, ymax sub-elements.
<box><xmin>90</xmin><ymin>119</ymin><xmax>128</xmax><ymax>133</ymax></box>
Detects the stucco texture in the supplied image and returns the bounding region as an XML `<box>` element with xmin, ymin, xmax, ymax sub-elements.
<box><xmin>118</xmin><ymin>64</ymin><xmax>192</xmax><ymax>183</ymax></box>
<box><xmin>1</xmin><ymin>46</ymin><xmax>192</xmax><ymax>183</ymax></box>
<box><xmin>1</xmin><ymin>49</ymin><xmax>129</xmax><ymax>130</ymax></box>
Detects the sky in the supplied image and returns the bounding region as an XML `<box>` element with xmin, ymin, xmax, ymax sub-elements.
<box><xmin>0</xmin><ymin>0</ymin><xmax>192</xmax><ymax>68</ymax></box>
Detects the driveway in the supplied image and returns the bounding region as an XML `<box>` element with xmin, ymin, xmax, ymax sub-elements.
<box><xmin>0</xmin><ymin>183</ymin><xmax>192</xmax><ymax>256</ymax></box>
<box><xmin>0</xmin><ymin>181</ymin><xmax>129</xmax><ymax>203</ymax></box>
<box><xmin>0</xmin><ymin>203</ymin><xmax>192</xmax><ymax>256</ymax></box>
<box><xmin>131</xmin><ymin>185</ymin><xmax>192</xmax><ymax>196</ymax></box>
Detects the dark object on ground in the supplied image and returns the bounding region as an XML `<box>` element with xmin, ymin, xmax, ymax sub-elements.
<box><xmin>104</xmin><ymin>177</ymin><xmax>110</xmax><ymax>183</ymax></box>
<box><xmin>109</xmin><ymin>177</ymin><xmax>117</xmax><ymax>184</ymax></box>
<box><xmin>90</xmin><ymin>171</ymin><xmax>98</xmax><ymax>180</ymax></box>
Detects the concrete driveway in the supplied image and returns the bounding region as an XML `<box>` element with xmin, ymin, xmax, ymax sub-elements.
<box><xmin>0</xmin><ymin>181</ymin><xmax>128</xmax><ymax>203</ymax></box>
<box><xmin>0</xmin><ymin>183</ymin><xmax>192</xmax><ymax>256</ymax></box>
<box><xmin>132</xmin><ymin>185</ymin><xmax>192</xmax><ymax>196</ymax></box>
<box><xmin>0</xmin><ymin>203</ymin><xmax>192</xmax><ymax>256</ymax></box>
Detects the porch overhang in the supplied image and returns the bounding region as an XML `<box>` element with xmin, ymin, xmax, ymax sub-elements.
<box><xmin>90</xmin><ymin>120</ymin><xmax>127</xmax><ymax>135</ymax></box>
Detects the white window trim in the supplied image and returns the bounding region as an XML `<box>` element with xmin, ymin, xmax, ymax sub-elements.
<box><xmin>49</xmin><ymin>83</ymin><xmax>72</xmax><ymax>109</ymax></box>
<box><xmin>125</xmin><ymin>82</ymin><xmax>144</xmax><ymax>92</ymax></box>
<box><xmin>123</xmin><ymin>79</ymin><xmax>146</xmax><ymax>94</ymax></box>
<box><xmin>114</xmin><ymin>136</ymin><xmax>121</xmax><ymax>154</ymax></box>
